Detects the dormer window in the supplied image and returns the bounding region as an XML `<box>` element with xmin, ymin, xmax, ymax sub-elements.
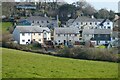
<box><xmin>107</xmin><ymin>22</ymin><xmax>109</xmax><ymax>25</ymax></box>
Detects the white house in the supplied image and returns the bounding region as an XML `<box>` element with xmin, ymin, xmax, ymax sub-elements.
<box><xmin>67</xmin><ymin>16</ymin><xmax>113</xmax><ymax>30</ymax></box>
<box><xmin>54</xmin><ymin>27</ymin><xmax>80</xmax><ymax>45</ymax></box>
<box><xmin>13</xmin><ymin>26</ymin><xmax>51</xmax><ymax>45</ymax></box>
<box><xmin>66</xmin><ymin>16</ymin><xmax>113</xmax><ymax>45</ymax></box>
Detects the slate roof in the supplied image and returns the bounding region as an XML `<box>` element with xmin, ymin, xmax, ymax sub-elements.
<box><xmin>83</xmin><ymin>29</ymin><xmax>112</xmax><ymax>34</ymax></box>
<box><xmin>15</xmin><ymin>26</ymin><xmax>50</xmax><ymax>33</ymax></box>
<box><xmin>54</xmin><ymin>27</ymin><xmax>79</xmax><ymax>34</ymax></box>
<box><xmin>94</xmin><ymin>29</ymin><xmax>112</xmax><ymax>34</ymax></box>
<box><xmin>27</xmin><ymin>16</ymin><xmax>51</xmax><ymax>21</ymax></box>
<box><xmin>73</xmin><ymin>16</ymin><xmax>111</xmax><ymax>22</ymax></box>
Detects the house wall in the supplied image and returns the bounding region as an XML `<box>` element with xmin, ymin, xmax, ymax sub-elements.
<box><xmin>13</xmin><ymin>28</ymin><xmax>20</xmax><ymax>43</ymax></box>
<box><xmin>20</xmin><ymin>33</ymin><xmax>32</xmax><ymax>44</ymax></box>
<box><xmin>43</xmin><ymin>31</ymin><xmax>51</xmax><ymax>41</ymax></box>
<box><xmin>54</xmin><ymin>33</ymin><xmax>80</xmax><ymax>45</ymax></box>
<box><xmin>30</xmin><ymin>20</ymin><xmax>51</xmax><ymax>27</ymax></box>
<box><xmin>31</xmin><ymin>33</ymin><xmax>44</xmax><ymax>43</ymax></box>
<box><xmin>70</xmin><ymin>21</ymin><xmax>113</xmax><ymax>30</ymax></box>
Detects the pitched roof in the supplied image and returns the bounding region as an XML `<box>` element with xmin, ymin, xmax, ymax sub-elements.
<box><xmin>94</xmin><ymin>29</ymin><xmax>112</xmax><ymax>34</ymax></box>
<box><xmin>27</xmin><ymin>16</ymin><xmax>51</xmax><ymax>21</ymax></box>
<box><xmin>54</xmin><ymin>27</ymin><xmax>79</xmax><ymax>34</ymax></box>
<box><xmin>83</xmin><ymin>29</ymin><xmax>112</xmax><ymax>34</ymax></box>
<box><xmin>15</xmin><ymin>26</ymin><xmax>50</xmax><ymax>33</ymax></box>
<box><xmin>74</xmin><ymin>16</ymin><xmax>111</xmax><ymax>22</ymax></box>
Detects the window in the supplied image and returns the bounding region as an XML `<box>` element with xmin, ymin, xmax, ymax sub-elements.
<box><xmin>33</xmin><ymin>39</ymin><xmax>35</xmax><ymax>41</ymax></box>
<box><xmin>86</xmin><ymin>23</ymin><xmax>87</xmax><ymax>25</ymax></box>
<box><xmin>90</xmin><ymin>22</ymin><xmax>92</xmax><ymax>25</ymax></box>
<box><xmin>58</xmin><ymin>40</ymin><xmax>60</xmax><ymax>42</ymax></box>
<box><xmin>107</xmin><ymin>22</ymin><xmax>109</xmax><ymax>25</ymax></box>
<box><xmin>64</xmin><ymin>34</ymin><xmax>66</xmax><ymax>36</ymax></box>
<box><xmin>22</xmin><ymin>40</ymin><xmax>25</xmax><ymax>42</ymax></box>
<box><xmin>32</xmin><ymin>21</ymin><xmax>34</xmax><ymax>23</ymax></box>
<box><xmin>81</xmin><ymin>22</ymin><xmax>83</xmax><ymax>25</ymax></box>
<box><xmin>22</xmin><ymin>33</ymin><xmax>25</xmax><ymax>36</ymax></box>
<box><xmin>58</xmin><ymin>34</ymin><xmax>60</xmax><ymax>36</ymax></box>
<box><xmin>69</xmin><ymin>34</ymin><xmax>71</xmax><ymax>36</ymax></box>
<box><xmin>28</xmin><ymin>39</ymin><xmax>30</xmax><ymax>41</ymax></box>
<box><xmin>34</xmin><ymin>33</ymin><xmax>35</xmax><ymax>35</ymax></box>
<box><xmin>39</xmin><ymin>39</ymin><xmax>41</xmax><ymax>41</ymax></box>
<box><xmin>95</xmin><ymin>23</ymin><xmax>97</xmax><ymax>25</ymax></box>
<box><xmin>79</xmin><ymin>38</ymin><xmax>82</xmax><ymax>40</ymax></box>
<box><xmin>44</xmin><ymin>33</ymin><xmax>46</xmax><ymax>35</ymax></box>
<box><xmin>75</xmin><ymin>34</ymin><xmax>77</xmax><ymax>36</ymax></box>
<box><xmin>39</xmin><ymin>33</ymin><xmax>41</xmax><ymax>35</ymax></box>
<box><xmin>108</xmin><ymin>26</ymin><xmax>111</xmax><ymax>29</ymax></box>
<box><xmin>41</xmin><ymin>21</ymin><xmax>44</xmax><ymax>23</ymax></box>
<box><xmin>104</xmin><ymin>26</ymin><xmax>106</xmax><ymax>29</ymax></box>
<box><xmin>47</xmin><ymin>21</ymin><xmax>49</xmax><ymax>23</ymax></box>
<box><xmin>37</xmin><ymin>21</ymin><xmax>39</xmax><ymax>23</ymax></box>
<box><xmin>76</xmin><ymin>23</ymin><xmax>79</xmax><ymax>25</ymax></box>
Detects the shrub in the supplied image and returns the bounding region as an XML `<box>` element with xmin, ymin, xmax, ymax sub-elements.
<box><xmin>58</xmin><ymin>47</ymin><xmax>118</xmax><ymax>62</ymax></box>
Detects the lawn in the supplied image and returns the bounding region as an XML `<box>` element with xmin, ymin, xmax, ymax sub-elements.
<box><xmin>2</xmin><ymin>48</ymin><xmax>118</xmax><ymax>78</ymax></box>
<box><xmin>1</xmin><ymin>22</ymin><xmax>12</xmax><ymax>33</ymax></box>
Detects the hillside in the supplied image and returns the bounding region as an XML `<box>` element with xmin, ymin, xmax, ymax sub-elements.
<box><xmin>2</xmin><ymin>48</ymin><xmax>118</xmax><ymax>78</ymax></box>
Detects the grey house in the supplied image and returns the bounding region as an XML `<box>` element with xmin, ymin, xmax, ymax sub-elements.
<box><xmin>19</xmin><ymin>16</ymin><xmax>58</xmax><ymax>29</ymax></box>
<box><xmin>54</xmin><ymin>27</ymin><xmax>80</xmax><ymax>45</ymax></box>
<box><xmin>83</xmin><ymin>29</ymin><xmax>112</xmax><ymax>45</ymax></box>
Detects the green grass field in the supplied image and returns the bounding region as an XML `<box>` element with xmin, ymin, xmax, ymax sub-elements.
<box><xmin>2</xmin><ymin>48</ymin><xmax>118</xmax><ymax>78</ymax></box>
<box><xmin>1</xmin><ymin>22</ymin><xmax>12</xmax><ymax>33</ymax></box>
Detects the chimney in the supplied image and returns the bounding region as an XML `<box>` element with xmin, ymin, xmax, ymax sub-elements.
<box><xmin>91</xmin><ymin>15</ymin><xmax>94</xmax><ymax>19</ymax></box>
<box><xmin>57</xmin><ymin>15</ymin><xmax>59</xmax><ymax>27</ymax></box>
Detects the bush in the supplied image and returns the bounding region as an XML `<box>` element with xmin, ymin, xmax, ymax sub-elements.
<box><xmin>58</xmin><ymin>47</ymin><xmax>118</xmax><ymax>62</ymax></box>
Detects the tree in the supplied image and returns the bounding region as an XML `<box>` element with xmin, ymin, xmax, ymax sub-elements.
<box><xmin>98</xmin><ymin>9</ymin><xmax>110</xmax><ymax>19</ymax></box>
<box><xmin>109</xmin><ymin>10</ymin><xmax>115</xmax><ymax>21</ymax></box>
<box><xmin>58</xmin><ymin>4</ymin><xmax>76</xmax><ymax>22</ymax></box>
<box><xmin>82</xmin><ymin>4</ymin><xmax>96</xmax><ymax>17</ymax></box>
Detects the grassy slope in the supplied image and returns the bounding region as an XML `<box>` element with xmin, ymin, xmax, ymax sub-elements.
<box><xmin>2</xmin><ymin>48</ymin><xmax>118</xmax><ymax>78</ymax></box>
<box><xmin>1</xmin><ymin>22</ymin><xmax>12</xmax><ymax>33</ymax></box>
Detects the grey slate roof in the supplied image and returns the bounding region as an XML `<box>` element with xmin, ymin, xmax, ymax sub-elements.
<box><xmin>83</xmin><ymin>29</ymin><xmax>112</xmax><ymax>34</ymax></box>
<box><xmin>27</xmin><ymin>16</ymin><xmax>51</xmax><ymax>21</ymax></box>
<box><xmin>83</xmin><ymin>29</ymin><xmax>94</xmax><ymax>34</ymax></box>
<box><xmin>74</xmin><ymin>16</ymin><xmax>111</xmax><ymax>22</ymax></box>
<box><xmin>16</xmin><ymin>26</ymin><xmax>50</xmax><ymax>33</ymax></box>
<box><xmin>54</xmin><ymin>27</ymin><xmax>79</xmax><ymax>34</ymax></box>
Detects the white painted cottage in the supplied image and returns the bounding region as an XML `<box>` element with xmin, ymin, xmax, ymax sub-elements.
<box><xmin>13</xmin><ymin>26</ymin><xmax>51</xmax><ymax>45</ymax></box>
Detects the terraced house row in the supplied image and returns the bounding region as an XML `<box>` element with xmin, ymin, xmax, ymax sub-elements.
<box><xmin>12</xmin><ymin>15</ymin><xmax>118</xmax><ymax>46</ymax></box>
<box><xmin>13</xmin><ymin>26</ymin><xmax>51</xmax><ymax>44</ymax></box>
